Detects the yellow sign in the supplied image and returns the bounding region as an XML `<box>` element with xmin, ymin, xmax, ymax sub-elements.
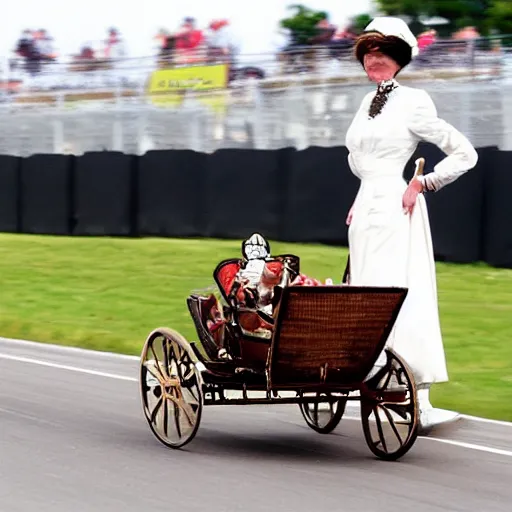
<box><xmin>147</xmin><ymin>63</ymin><xmax>229</xmax><ymax>94</ymax></box>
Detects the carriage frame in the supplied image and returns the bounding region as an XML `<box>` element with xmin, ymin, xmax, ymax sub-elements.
<box><xmin>138</xmin><ymin>252</ymin><xmax>420</xmax><ymax>461</ymax></box>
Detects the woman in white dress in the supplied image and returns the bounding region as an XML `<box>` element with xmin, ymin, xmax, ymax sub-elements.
<box><xmin>345</xmin><ymin>17</ymin><xmax>479</xmax><ymax>431</ymax></box>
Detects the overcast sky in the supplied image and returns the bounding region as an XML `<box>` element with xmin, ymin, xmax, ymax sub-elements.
<box><xmin>1</xmin><ymin>0</ymin><xmax>375</xmax><ymax>58</ymax></box>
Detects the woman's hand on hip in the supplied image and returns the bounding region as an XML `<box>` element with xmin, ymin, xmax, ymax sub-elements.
<box><xmin>402</xmin><ymin>178</ymin><xmax>424</xmax><ymax>215</ymax></box>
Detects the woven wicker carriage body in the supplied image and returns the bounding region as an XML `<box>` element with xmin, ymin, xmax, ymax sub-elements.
<box><xmin>139</xmin><ymin>254</ymin><xmax>419</xmax><ymax>461</ymax></box>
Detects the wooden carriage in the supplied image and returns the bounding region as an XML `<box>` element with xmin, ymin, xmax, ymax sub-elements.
<box><xmin>139</xmin><ymin>254</ymin><xmax>419</xmax><ymax>461</ymax></box>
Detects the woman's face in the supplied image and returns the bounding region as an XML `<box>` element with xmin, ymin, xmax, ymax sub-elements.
<box><xmin>363</xmin><ymin>50</ymin><xmax>400</xmax><ymax>83</ymax></box>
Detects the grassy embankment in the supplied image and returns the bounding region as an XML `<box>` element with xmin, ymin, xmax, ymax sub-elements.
<box><xmin>0</xmin><ymin>234</ymin><xmax>510</xmax><ymax>421</ymax></box>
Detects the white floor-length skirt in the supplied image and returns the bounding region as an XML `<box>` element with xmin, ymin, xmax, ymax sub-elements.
<box><xmin>348</xmin><ymin>175</ymin><xmax>449</xmax><ymax>385</ymax></box>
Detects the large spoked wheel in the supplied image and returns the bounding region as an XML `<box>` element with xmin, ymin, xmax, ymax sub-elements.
<box><xmin>139</xmin><ymin>327</ymin><xmax>204</xmax><ymax>449</ymax></box>
<box><xmin>360</xmin><ymin>348</ymin><xmax>419</xmax><ymax>461</ymax></box>
<box><xmin>299</xmin><ymin>392</ymin><xmax>347</xmax><ymax>434</ymax></box>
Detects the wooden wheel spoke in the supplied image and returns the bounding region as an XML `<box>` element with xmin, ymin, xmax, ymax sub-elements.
<box><xmin>163</xmin><ymin>397</ymin><xmax>169</xmax><ymax>437</ymax></box>
<box><xmin>384</xmin><ymin>402</ymin><xmax>410</xmax><ymax>420</ymax></box>
<box><xmin>144</xmin><ymin>361</ymin><xmax>166</xmax><ymax>386</ymax></box>
<box><xmin>395</xmin><ymin>367</ymin><xmax>408</xmax><ymax>386</ymax></box>
<box><xmin>361</xmin><ymin>402</ymin><xmax>373</xmax><ymax>420</ymax></box>
<box><xmin>180</xmin><ymin>402</ymin><xmax>197</xmax><ymax>427</ymax></box>
<box><xmin>172</xmin><ymin>342</ymin><xmax>183</xmax><ymax>368</ymax></box>
<box><xmin>173</xmin><ymin>351</ymin><xmax>187</xmax><ymax>384</ymax></box>
<box><xmin>313</xmin><ymin>401</ymin><xmax>319</xmax><ymax>424</ymax></box>
<box><xmin>181</xmin><ymin>362</ymin><xmax>195</xmax><ymax>382</ymax></box>
<box><xmin>158</xmin><ymin>389</ymin><xmax>183</xmax><ymax>439</ymax></box>
<box><xmin>173</xmin><ymin>399</ymin><xmax>182</xmax><ymax>439</ymax></box>
<box><xmin>380</xmin><ymin>366</ymin><xmax>394</xmax><ymax>392</ymax></box>
<box><xmin>181</xmin><ymin>387</ymin><xmax>200</xmax><ymax>408</ymax></box>
<box><xmin>378</xmin><ymin>405</ymin><xmax>404</xmax><ymax>448</ymax></box>
<box><xmin>139</xmin><ymin>329</ymin><xmax>207</xmax><ymax>449</ymax></box>
<box><xmin>361</xmin><ymin>350</ymin><xmax>419</xmax><ymax>461</ymax></box>
<box><xmin>149</xmin><ymin>343</ymin><xmax>166</xmax><ymax>381</ymax></box>
<box><xmin>165</xmin><ymin>391</ymin><xmax>197</xmax><ymax>427</ymax></box>
<box><xmin>179</xmin><ymin>350</ymin><xmax>193</xmax><ymax>367</ymax></box>
<box><xmin>366</xmin><ymin>365</ymin><xmax>389</xmax><ymax>388</ymax></box>
<box><xmin>373</xmin><ymin>408</ymin><xmax>388</xmax><ymax>454</ymax></box>
<box><xmin>150</xmin><ymin>396</ymin><xmax>163</xmax><ymax>425</ymax></box>
<box><xmin>162</xmin><ymin>337</ymin><xmax>171</xmax><ymax>377</ymax></box>
<box><xmin>172</xmin><ymin>347</ymin><xmax>194</xmax><ymax>386</ymax></box>
<box><xmin>300</xmin><ymin>393</ymin><xmax>346</xmax><ymax>434</ymax></box>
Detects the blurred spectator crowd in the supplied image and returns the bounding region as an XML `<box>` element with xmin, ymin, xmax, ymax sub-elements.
<box><xmin>11</xmin><ymin>27</ymin><xmax>127</xmax><ymax>76</ymax></box>
<box><xmin>13</xmin><ymin>29</ymin><xmax>57</xmax><ymax>75</ymax></box>
<box><xmin>9</xmin><ymin>18</ymin><xmax>238</xmax><ymax>78</ymax></box>
<box><xmin>155</xmin><ymin>17</ymin><xmax>239</xmax><ymax>66</ymax></box>
<box><xmin>275</xmin><ymin>16</ymin><xmax>487</xmax><ymax>74</ymax></box>
<box><xmin>0</xmin><ymin>16</ymin><xmax>500</xmax><ymax>95</ymax></box>
<box><xmin>8</xmin><ymin>17</ymin><xmax>487</xmax><ymax>76</ymax></box>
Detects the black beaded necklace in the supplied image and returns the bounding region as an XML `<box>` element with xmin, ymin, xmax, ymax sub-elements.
<box><xmin>368</xmin><ymin>79</ymin><xmax>399</xmax><ymax>119</ymax></box>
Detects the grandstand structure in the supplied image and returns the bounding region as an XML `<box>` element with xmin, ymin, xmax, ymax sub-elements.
<box><xmin>0</xmin><ymin>36</ymin><xmax>511</xmax><ymax>156</ymax></box>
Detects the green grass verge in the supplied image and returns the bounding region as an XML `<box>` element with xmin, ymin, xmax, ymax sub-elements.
<box><xmin>0</xmin><ymin>233</ymin><xmax>511</xmax><ymax>421</ymax></box>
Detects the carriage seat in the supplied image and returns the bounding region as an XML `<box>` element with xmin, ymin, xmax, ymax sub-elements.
<box><xmin>213</xmin><ymin>255</ymin><xmax>300</xmax><ymax>329</ymax></box>
<box><xmin>211</xmin><ymin>255</ymin><xmax>300</xmax><ymax>369</ymax></box>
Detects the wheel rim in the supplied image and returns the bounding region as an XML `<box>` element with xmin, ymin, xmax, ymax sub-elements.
<box><xmin>361</xmin><ymin>349</ymin><xmax>418</xmax><ymax>459</ymax></box>
<box><xmin>300</xmin><ymin>392</ymin><xmax>346</xmax><ymax>431</ymax></box>
<box><xmin>140</xmin><ymin>329</ymin><xmax>203</xmax><ymax>448</ymax></box>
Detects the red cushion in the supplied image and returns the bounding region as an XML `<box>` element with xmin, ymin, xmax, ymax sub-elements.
<box><xmin>216</xmin><ymin>261</ymin><xmax>241</xmax><ymax>297</ymax></box>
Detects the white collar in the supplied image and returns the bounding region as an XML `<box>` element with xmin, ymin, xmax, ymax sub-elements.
<box><xmin>377</xmin><ymin>78</ymin><xmax>399</xmax><ymax>92</ymax></box>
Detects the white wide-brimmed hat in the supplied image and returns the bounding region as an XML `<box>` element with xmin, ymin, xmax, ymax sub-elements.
<box><xmin>363</xmin><ymin>16</ymin><xmax>419</xmax><ymax>57</ymax></box>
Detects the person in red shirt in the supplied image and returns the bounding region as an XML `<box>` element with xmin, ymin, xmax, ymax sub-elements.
<box><xmin>174</xmin><ymin>17</ymin><xmax>205</xmax><ymax>63</ymax></box>
<box><xmin>175</xmin><ymin>17</ymin><xmax>204</xmax><ymax>51</ymax></box>
<box><xmin>417</xmin><ymin>29</ymin><xmax>437</xmax><ymax>52</ymax></box>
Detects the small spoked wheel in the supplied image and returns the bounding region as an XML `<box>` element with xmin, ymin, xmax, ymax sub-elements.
<box><xmin>139</xmin><ymin>328</ymin><xmax>204</xmax><ymax>449</ymax></box>
<box><xmin>299</xmin><ymin>392</ymin><xmax>347</xmax><ymax>434</ymax></box>
<box><xmin>361</xmin><ymin>348</ymin><xmax>419</xmax><ymax>461</ymax></box>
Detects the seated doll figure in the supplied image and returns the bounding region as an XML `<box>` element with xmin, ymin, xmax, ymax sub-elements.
<box><xmin>237</xmin><ymin>233</ymin><xmax>282</xmax><ymax>308</ymax></box>
<box><xmin>231</xmin><ymin>233</ymin><xmax>335</xmax><ymax>339</ymax></box>
<box><xmin>234</xmin><ymin>233</ymin><xmax>282</xmax><ymax>336</ymax></box>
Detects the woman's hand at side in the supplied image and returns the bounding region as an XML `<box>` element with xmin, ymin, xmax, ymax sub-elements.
<box><xmin>346</xmin><ymin>204</ymin><xmax>354</xmax><ymax>225</ymax></box>
<box><xmin>402</xmin><ymin>178</ymin><xmax>424</xmax><ymax>215</ymax></box>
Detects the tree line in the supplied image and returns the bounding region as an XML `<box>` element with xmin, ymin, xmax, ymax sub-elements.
<box><xmin>376</xmin><ymin>0</ymin><xmax>512</xmax><ymax>36</ymax></box>
<box><xmin>279</xmin><ymin>2</ymin><xmax>512</xmax><ymax>44</ymax></box>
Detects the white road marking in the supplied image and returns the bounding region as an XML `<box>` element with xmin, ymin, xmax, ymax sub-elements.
<box><xmin>419</xmin><ymin>436</ymin><xmax>512</xmax><ymax>458</ymax></box>
<box><xmin>1</xmin><ymin>351</ymin><xmax>512</xmax><ymax>458</ymax></box>
<box><xmin>0</xmin><ymin>336</ymin><xmax>140</xmax><ymax>361</ymax></box>
<box><xmin>1</xmin><ymin>338</ymin><xmax>511</xmax><ymax>429</ymax></box>
<box><xmin>459</xmin><ymin>414</ymin><xmax>512</xmax><ymax>428</ymax></box>
<box><xmin>0</xmin><ymin>353</ymin><xmax>138</xmax><ymax>382</ymax></box>
<box><xmin>341</xmin><ymin>415</ymin><xmax>512</xmax><ymax>457</ymax></box>
<box><xmin>0</xmin><ymin>406</ymin><xmax>63</xmax><ymax>427</ymax></box>
<box><xmin>344</xmin><ymin>401</ymin><xmax>512</xmax><ymax>428</ymax></box>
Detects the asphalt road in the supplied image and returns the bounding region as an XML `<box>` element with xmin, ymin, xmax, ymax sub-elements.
<box><xmin>0</xmin><ymin>337</ymin><xmax>511</xmax><ymax>512</ymax></box>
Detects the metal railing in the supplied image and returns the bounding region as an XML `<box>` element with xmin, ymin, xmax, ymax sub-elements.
<box><xmin>0</xmin><ymin>35</ymin><xmax>511</xmax><ymax>157</ymax></box>
<box><xmin>1</xmin><ymin>36</ymin><xmax>507</xmax><ymax>93</ymax></box>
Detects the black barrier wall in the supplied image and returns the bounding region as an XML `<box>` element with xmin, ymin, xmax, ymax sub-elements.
<box><xmin>0</xmin><ymin>145</ymin><xmax>510</xmax><ymax>268</ymax></box>
<box><xmin>73</xmin><ymin>152</ymin><xmax>136</xmax><ymax>236</ymax></box>
<box><xmin>20</xmin><ymin>154</ymin><xmax>74</xmax><ymax>235</ymax></box>
<box><xmin>0</xmin><ymin>155</ymin><xmax>20</xmax><ymax>233</ymax></box>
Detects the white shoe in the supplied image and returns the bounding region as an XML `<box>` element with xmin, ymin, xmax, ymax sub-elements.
<box><xmin>419</xmin><ymin>407</ymin><xmax>461</xmax><ymax>432</ymax></box>
<box><xmin>417</xmin><ymin>386</ymin><xmax>461</xmax><ymax>433</ymax></box>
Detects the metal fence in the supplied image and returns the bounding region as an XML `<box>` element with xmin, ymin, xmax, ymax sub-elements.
<box><xmin>1</xmin><ymin>37</ymin><xmax>512</xmax><ymax>156</ymax></box>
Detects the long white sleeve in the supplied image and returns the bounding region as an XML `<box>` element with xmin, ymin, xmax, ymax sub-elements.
<box><xmin>406</xmin><ymin>89</ymin><xmax>478</xmax><ymax>192</ymax></box>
